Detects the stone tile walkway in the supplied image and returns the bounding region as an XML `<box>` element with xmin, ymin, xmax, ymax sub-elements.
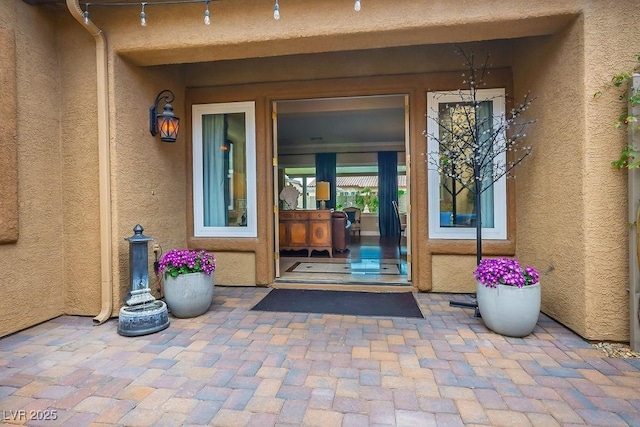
<box><xmin>1</xmin><ymin>287</ymin><xmax>639</xmax><ymax>426</ymax></box>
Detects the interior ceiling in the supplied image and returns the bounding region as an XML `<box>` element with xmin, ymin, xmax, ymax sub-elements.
<box><xmin>277</xmin><ymin>94</ymin><xmax>406</xmax><ymax>156</ymax></box>
<box><xmin>22</xmin><ymin>0</ymin><xmax>61</xmax><ymax>4</ymax></box>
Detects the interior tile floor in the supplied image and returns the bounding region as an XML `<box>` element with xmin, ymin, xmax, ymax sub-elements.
<box><xmin>1</xmin><ymin>287</ymin><xmax>639</xmax><ymax>426</ymax></box>
<box><xmin>278</xmin><ymin>235</ymin><xmax>409</xmax><ymax>286</ymax></box>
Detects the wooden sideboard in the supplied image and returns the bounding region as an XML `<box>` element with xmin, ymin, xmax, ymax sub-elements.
<box><xmin>279</xmin><ymin>210</ymin><xmax>332</xmax><ymax>257</ymax></box>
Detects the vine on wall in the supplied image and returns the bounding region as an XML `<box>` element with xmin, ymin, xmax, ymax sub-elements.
<box><xmin>595</xmin><ymin>54</ymin><xmax>640</xmax><ymax>169</ymax></box>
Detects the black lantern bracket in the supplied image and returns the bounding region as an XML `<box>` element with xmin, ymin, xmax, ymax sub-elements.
<box><xmin>149</xmin><ymin>89</ymin><xmax>180</xmax><ymax>142</ymax></box>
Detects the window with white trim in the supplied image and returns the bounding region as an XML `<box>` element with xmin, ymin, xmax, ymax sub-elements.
<box><xmin>193</xmin><ymin>101</ymin><xmax>257</xmax><ymax>237</ymax></box>
<box><xmin>427</xmin><ymin>89</ymin><xmax>507</xmax><ymax>240</ymax></box>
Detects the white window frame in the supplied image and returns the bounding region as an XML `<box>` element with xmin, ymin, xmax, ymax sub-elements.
<box><xmin>427</xmin><ymin>89</ymin><xmax>507</xmax><ymax>240</ymax></box>
<box><xmin>192</xmin><ymin>101</ymin><xmax>257</xmax><ymax>237</ymax></box>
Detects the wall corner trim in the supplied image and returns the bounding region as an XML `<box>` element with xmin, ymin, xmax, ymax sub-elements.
<box><xmin>0</xmin><ymin>29</ymin><xmax>19</xmax><ymax>244</ymax></box>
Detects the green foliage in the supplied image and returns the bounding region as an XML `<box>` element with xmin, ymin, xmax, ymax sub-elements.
<box><xmin>596</xmin><ymin>53</ymin><xmax>640</xmax><ymax>169</ymax></box>
<box><xmin>355</xmin><ymin>188</ymin><xmax>379</xmax><ymax>213</ymax></box>
<box><xmin>370</xmin><ymin>196</ymin><xmax>379</xmax><ymax>213</ymax></box>
<box><xmin>612</xmin><ymin>71</ymin><xmax>635</xmax><ymax>88</ymax></box>
<box><xmin>355</xmin><ymin>193</ymin><xmax>364</xmax><ymax>210</ymax></box>
<box><xmin>612</xmin><ymin>144</ymin><xmax>640</xmax><ymax>169</ymax></box>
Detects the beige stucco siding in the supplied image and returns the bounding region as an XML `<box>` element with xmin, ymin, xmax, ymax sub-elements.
<box><xmin>183</xmin><ymin>43</ymin><xmax>513</xmax><ymax>88</ymax></box>
<box><xmin>581</xmin><ymin>3</ymin><xmax>638</xmax><ymax>340</ymax></box>
<box><xmin>91</xmin><ymin>0</ymin><xmax>579</xmax><ymax>67</ymax></box>
<box><xmin>110</xmin><ymin>57</ymin><xmax>188</xmax><ymax>307</ymax></box>
<box><xmin>0</xmin><ymin>1</ymin><xmax>66</xmax><ymax>336</ymax></box>
<box><xmin>58</xmin><ymin>15</ymin><xmax>102</xmax><ymax>315</ymax></box>
<box><xmin>0</xmin><ymin>0</ymin><xmax>636</xmax><ymax>342</ymax></box>
<box><xmin>214</xmin><ymin>253</ymin><xmax>257</xmax><ymax>287</ymax></box>
<box><xmin>512</xmin><ymin>22</ymin><xmax>589</xmax><ymax>337</ymax></box>
<box><xmin>511</xmin><ymin>3</ymin><xmax>639</xmax><ymax>340</ymax></box>
<box><xmin>0</xmin><ymin>27</ymin><xmax>18</xmax><ymax>244</ymax></box>
<box><xmin>431</xmin><ymin>256</ymin><xmax>477</xmax><ymax>293</ymax></box>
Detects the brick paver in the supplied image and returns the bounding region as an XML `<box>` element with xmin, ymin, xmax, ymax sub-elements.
<box><xmin>1</xmin><ymin>287</ymin><xmax>639</xmax><ymax>426</ymax></box>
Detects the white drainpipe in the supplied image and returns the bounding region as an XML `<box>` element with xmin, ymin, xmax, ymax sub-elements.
<box><xmin>66</xmin><ymin>0</ymin><xmax>113</xmax><ymax>325</ymax></box>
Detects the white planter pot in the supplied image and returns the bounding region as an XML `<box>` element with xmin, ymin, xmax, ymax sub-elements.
<box><xmin>476</xmin><ymin>282</ymin><xmax>541</xmax><ymax>337</ymax></box>
<box><xmin>163</xmin><ymin>272</ymin><xmax>214</xmax><ymax>318</ymax></box>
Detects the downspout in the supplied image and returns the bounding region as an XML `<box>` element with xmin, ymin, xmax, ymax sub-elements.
<box><xmin>66</xmin><ymin>0</ymin><xmax>113</xmax><ymax>325</ymax></box>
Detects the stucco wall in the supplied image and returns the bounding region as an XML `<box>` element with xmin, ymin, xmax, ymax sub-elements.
<box><xmin>81</xmin><ymin>0</ymin><xmax>640</xmax><ymax>342</ymax></box>
<box><xmin>512</xmin><ymin>2</ymin><xmax>640</xmax><ymax>341</ymax></box>
<box><xmin>431</xmin><ymin>256</ymin><xmax>477</xmax><ymax>293</ymax></box>
<box><xmin>110</xmin><ymin>58</ymin><xmax>187</xmax><ymax>309</ymax></box>
<box><xmin>511</xmin><ymin>25</ymin><xmax>589</xmax><ymax>337</ymax></box>
<box><xmin>87</xmin><ymin>0</ymin><xmax>578</xmax><ymax>67</ymax></box>
<box><xmin>183</xmin><ymin>43</ymin><xmax>513</xmax><ymax>88</ymax></box>
<box><xmin>214</xmin><ymin>253</ymin><xmax>257</xmax><ymax>286</ymax></box>
<box><xmin>0</xmin><ymin>2</ymin><xmax>65</xmax><ymax>337</ymax></box>
<box><xmin>0</xmin><ymin>26</ymin><xmax>18</xmax><ymax>244</ymax></box>
<box><xmin>581</xmin><ymin>2</ymin><xmax>640</xmax><ymax>340</ymax></box>
<box><xmin>58</xmin><ymin>14</ymin><xmax>102</xmax><ymax>316</ymax></box>
<box><xmin>3</xmin><ymin>0</ymin><xmax>634</xmax><ymax>342</ymax></box>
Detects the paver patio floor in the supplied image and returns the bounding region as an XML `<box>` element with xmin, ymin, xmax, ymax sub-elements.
<box><xmin>1</xmin><ymin>287</ymin><xmax>639</xmax><ymax>426</ymax></box>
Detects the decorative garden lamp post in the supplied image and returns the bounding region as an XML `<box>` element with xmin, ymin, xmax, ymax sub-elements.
<box><xmin>117</xmin><ymin>224</ymin><xmax>170</xmax><ymax>336</ymax></box>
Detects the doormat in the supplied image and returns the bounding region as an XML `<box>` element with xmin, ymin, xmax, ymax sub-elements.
<box><xmin>289</xmin><ymin>262</ymin><xmax>400</xmax><ymax>275</ymax></box>
<box><xmin>251</xmin><ymin>289</ymin><xmax>423</xmax><ymax>318</ymax></box>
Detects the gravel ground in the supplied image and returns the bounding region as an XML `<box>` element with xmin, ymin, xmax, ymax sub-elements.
<box><xmin>592</xmin><ymin>342</ymin><xmax>640</xmax><ymax>358</ymax></box>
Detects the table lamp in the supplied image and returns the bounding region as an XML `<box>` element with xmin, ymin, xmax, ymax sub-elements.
<box><xmin>316</xmin><ymin>181</ymin><xmax>330</xmax><ymax>210</ymax></box>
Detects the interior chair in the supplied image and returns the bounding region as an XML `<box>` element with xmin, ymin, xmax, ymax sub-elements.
<box><xmin>343</xmin><ymin>207</ymin><xmax>361</xmax><ymax>237</ymax></box>
<box><xmin>391</xmin><ymin>201</ymin><xmax>406</xmax><ymax>247</ymax></box>
<box><xmin>331</xmin><ymin>211</ymin><xmax>351</xmax><ymax>252</ymax></box>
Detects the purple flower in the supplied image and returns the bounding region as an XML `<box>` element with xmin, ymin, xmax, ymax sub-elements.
<box><xmin>159</xmin><ymin>249</ymin><xmax>216</xmax><ymax>278</ymax></box>
<box><xmin>474</xmin><ymin>257</ymin><xmax>539</xmax><ymax>288</ymax></box>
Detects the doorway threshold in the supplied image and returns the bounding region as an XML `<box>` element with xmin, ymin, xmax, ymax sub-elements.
<box><xmin>272</xmin><ymin>279</ymin><xmax>413</xmax><ymax>293</ymax></box>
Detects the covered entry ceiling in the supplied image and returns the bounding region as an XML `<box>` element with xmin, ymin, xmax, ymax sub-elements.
<box><xmin>277</xmin><ymin>95</ymin><xmax>406</xmax><ymax>156</ymax></box>
<box><xmin>22</xmin><ymin>1</ymin><xmax>576</xmax><ymax>67</ymax></box>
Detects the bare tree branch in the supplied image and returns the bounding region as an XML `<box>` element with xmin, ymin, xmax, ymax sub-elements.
<box><xmin>426</xmin><ymin>45</ymin><xmax>536</xmax><ymax>263</ymax></box>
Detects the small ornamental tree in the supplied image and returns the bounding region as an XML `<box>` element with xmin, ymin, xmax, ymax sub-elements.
<box><xmin>427</xmin><ymin>47</ymin><xmax>537</xmax><ymax>265</ymax></box>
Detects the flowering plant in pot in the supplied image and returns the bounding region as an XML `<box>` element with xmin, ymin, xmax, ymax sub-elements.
<box><xmin>474</xmin><ymin>257</ymin><xmax>540</xmax><ymax>288</ymax></box>
<box><xmin>158</xmin><ymin>249</ymin><xmax>216</xmax><ymax>318</ymax></box>
<box><xmin>474</xmin><ymin>257</ymin><xmax>541</xmax><ymax>337</ymax></box>
<box><xmin>158</xmin><ymin>249</ymin><xmax>216</xmax><ymax>277</ymax></box>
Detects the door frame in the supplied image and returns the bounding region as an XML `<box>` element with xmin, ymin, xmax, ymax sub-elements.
<box><xmin>403</xmin><ymin>94</ymin><xmax>412</xmax><ymax>281</ymax></box>
<box><xmin>272</xmin><ymin>102</ymin><xmax>281</xmax><ymax>277</ymax></box>
<box><xmin>272</xmin><ymin>93</ymin><xmax>412</xmax><ymax>283</ymax></box>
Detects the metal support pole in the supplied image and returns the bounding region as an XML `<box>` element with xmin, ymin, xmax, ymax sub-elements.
<box><xmin>629</xmin><ymin>74</ymin><xmax>640</xmax><ymax>352</ymax></box>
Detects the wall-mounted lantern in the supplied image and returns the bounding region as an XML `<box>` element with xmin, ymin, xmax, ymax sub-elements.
<box><xmin>149</xmin><ymin>89</ymin><xmax>180</xmax><ymax>142</ymax></box>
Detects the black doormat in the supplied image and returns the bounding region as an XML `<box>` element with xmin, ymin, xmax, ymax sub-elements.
<box><xmin>251</xmin><ymin>289</ymin><xmax>423</xmax><ymax>318</ymax></box>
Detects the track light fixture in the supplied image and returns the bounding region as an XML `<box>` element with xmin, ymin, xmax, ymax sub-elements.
<box><xmin>78</xmin><ymin>1</ymin><xmax>361</xmax><ymax>25</ymax></box>
<box><xmin>140</xmin><ymin>2</ymin><xmax>147</xmax><ymax>26</ymax></box>
<box><xmin>273</xmin><ymin>0</ymin><xmax>280</xmax><ymax>20</ymax></box>
<box><xmin>203</xmin><ymin>0</ymin><xmax>211</xmax><ymax>25</ymax></box>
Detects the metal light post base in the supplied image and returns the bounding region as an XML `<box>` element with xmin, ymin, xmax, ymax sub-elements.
<box><xmin>125</xmin><ymin>288</ymin><xmax>157</xmax><ymax>306</ymax></box>
<box><xmin>117</xmin><ymin>300</ymin><xmax>170</xmax><ymax>337</ymax></box>
<box><xmin>449</xmin><ymin>295</ymin><xmax>481</xmax><ymax>318</ymax></box>
<box><xmin>117</xmin><ymin>224</ymin><xmax>170</xmax><ymax>337</ymax></box>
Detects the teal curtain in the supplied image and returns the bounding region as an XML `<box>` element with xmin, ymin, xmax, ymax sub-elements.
<box><xmin>478</xmin><ymin>101</ymin><xmax>494</xmax><ymax>227</ymax></box>
<box><xmin>203</xmin><ymin>114</ymin><xmax>227</xmax><ymax>226</ymax></box>
<box><xmin>378</xmin><ymin>151</ymin><xmax>398</xmax><ymax>236</ymax></box>
<box><xmin>315</xmin><ymin>153</ymin><xmax>336</xmax><ymax>209</ymax></box>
